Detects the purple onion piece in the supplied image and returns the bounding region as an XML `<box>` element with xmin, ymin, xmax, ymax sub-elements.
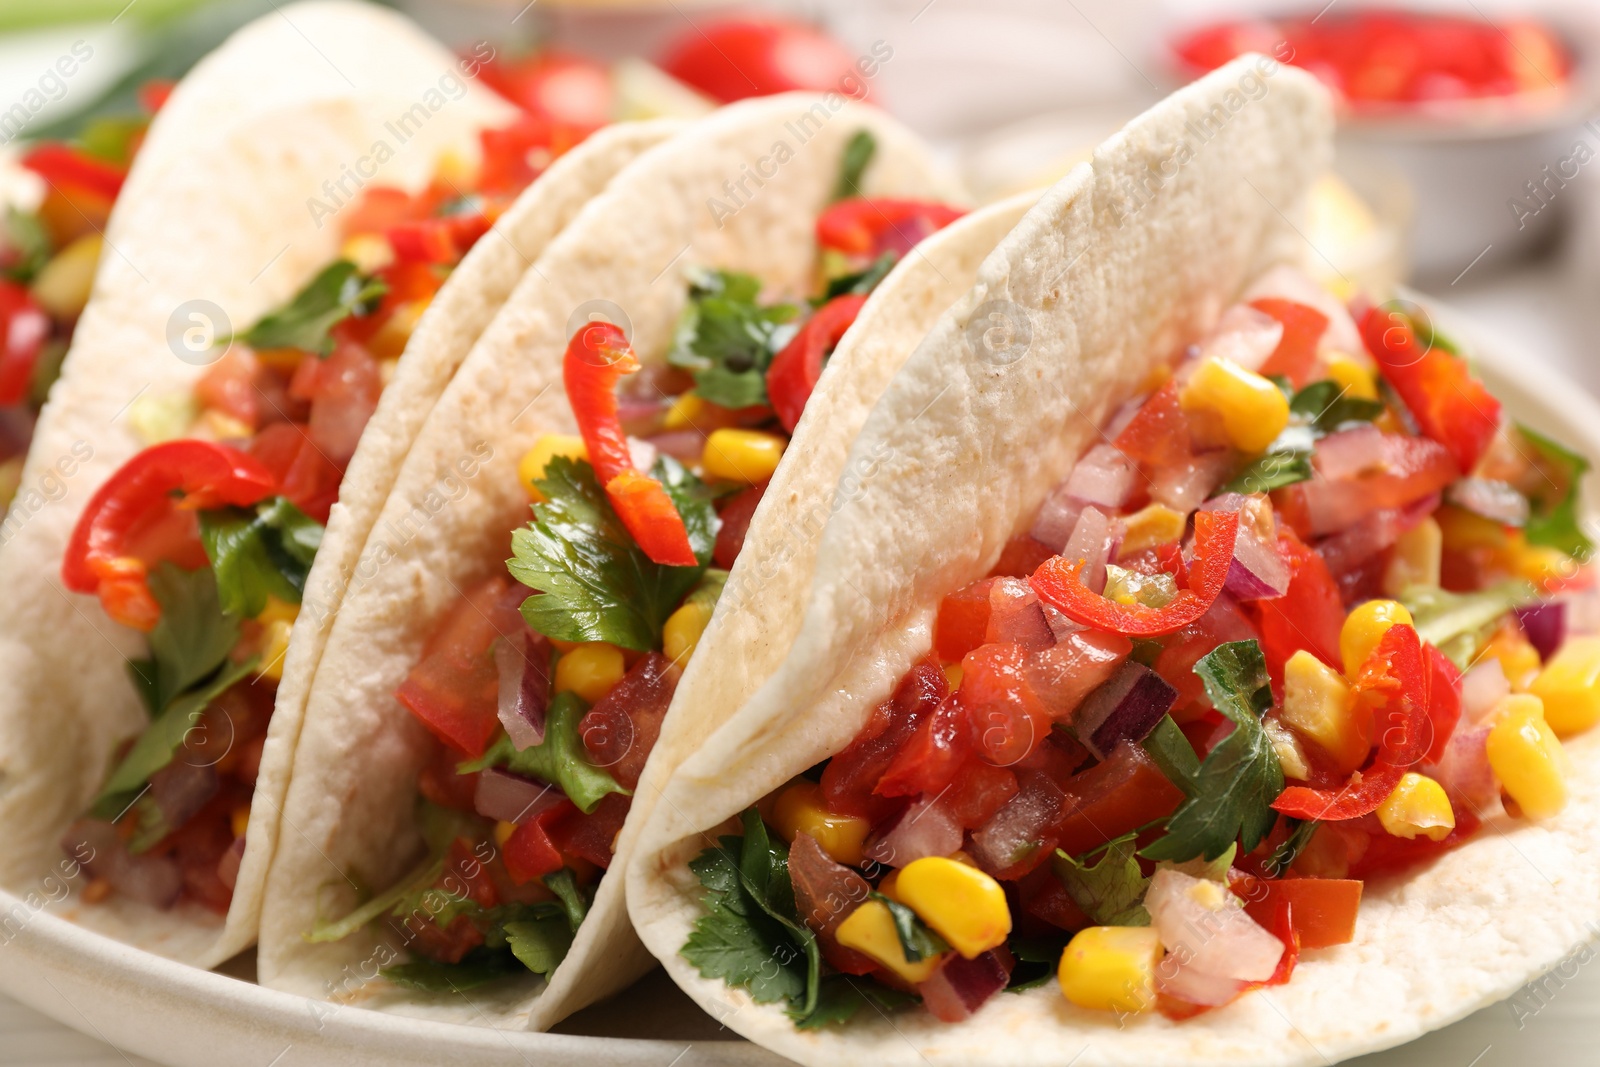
<box><xmin>1515</xmin><ymin>602</ymin><xmax>1566</xmax><ymax>662</ymax></box>
<box><xmin>474</xmin><ymin>767</ymin><xmax>562</xmax><ymax>825</ymax></box>
<box><xmin>496</xmin><ymin>630</ymin><xmax>552</xmax><ymax>750</ymax></box>
<box><xmin>865</xmin><ymin>795</ymin><xmax>963</xmax><ymax>868</ymax></box>
<box><xmin>62</xmin><ymin>819</ymin><xmax>182</xmax><ymax>908</ymax></box>
<box><xmin>1063</xmin><ymin>506</ymin><xmax>1115</xmax><ymax>595</ymax></box>
<box><xmin>1073</xmin><ymin>661</ymin><xmax>1177</xmax><ymax>759</ymax></box>
<box><xmin>148</xmin><ymin>759</ymin><xmax>219</xmax><ymax>836</ymax></box>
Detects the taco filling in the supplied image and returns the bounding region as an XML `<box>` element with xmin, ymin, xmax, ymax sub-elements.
<box><xmin>56</xmin><ymin>114</ymin><xmax>587</xmax><ymax>915</ymax></box>
<box><xmin>314</xmin><ymin>132</ymin><xmax>966</xmax><ymax>991</ymax></box>
<box><xmin>677</xmin><ymin>267</ymin><xmax>1600</xmax><ymax>1027</ymax></box>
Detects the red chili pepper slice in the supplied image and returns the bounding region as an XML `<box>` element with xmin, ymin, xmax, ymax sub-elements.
<box><xmin>1250</xmin><ymin>298</ymin><xmax>1328</xmax><ymax>388</ymax></box>
<box><xmin>1029</xmin><ymin>510</ymin><xmax>1240</xmax><ymax>637</ymax></box>
<box><xmin>815</xmin><ymin>198</ymin><xmax>965</xmax><ymax>259</ymax></box>
<box><xmin>0</xmin><ymin>281</ymin><xmax>50</xmax><ymax>406</ymax></box>
<box><xmin>1272</xmin><ymin>623</ymin><xmax>1429</xmax><ymax>820</ymax></box>
<box><xmin>563</xmin><ymin>322</ymin><xmax>697</xmax><ymax>567</ymax></box>
<box><xmin>21</xmin><ymin>143</ymin><xmax>126</xmax><ymax>201</ymax></box>
<box><xmin>765</xmin><ymin>293</ymin><xmax>867</xmax><ymax>432</ymax></box>
<box><xmin>1360</xmin><ymin>305</ymin><xmax>1500</xmax><ymax>473</ymax></box>
<box><xmin>62</xmin><ymin>441</ymin><xmax>277</xmax><ymax>628</ymax></box>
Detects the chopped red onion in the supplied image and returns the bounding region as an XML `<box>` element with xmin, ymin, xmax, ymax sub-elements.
<box><xmin>865</xmin><ymin>794</ymin><xmax>963</xmax><ymax>868</ymax></box>
<box><xmin>1145</xmin><ymin>869</ymin><xmax>1282</xmax><ymax>982</ymax></box>
<box><xmin>1028</xmin><ymin>630</ymin><xmax>1132</xmax><ymax>722</ymax></box>
<box><xmin>1042</xmin><ymin>604</ymin><xmax>1084</xmax><ymax>643</ymax></box>
<box><xmin>972</xmin><ymin>775</ymin><xmax>1065</xmax><ymax>877</ymax></box>
<box><xmin>1031</xmin><ymin>482</ymin><xmax>1084</xmax><ymax>552</ymax></box>
<box><xmin>1204</xmin><ymin>493</ymin><xmax>1289</xmax><ymax>600</ymax></box>
<box><xmin>1316</xmin><ymin>494</ymin><xmax>1437</xmax><ymax>582</ymax></box>
<box><xmin>1062</xmin><ymin>507</ymin><xmax>1116</xmax><ymax>595</ymax></box>
<box><xmin>148</xmin><ymin>759</ymin><xmax>219</xmax><ymax>837</ymax></box>
<box><xmin>1072</xmin><ymin>661</ymin><xmax>1176</xmax><ymax>759</ymax></box>
<box><xmin>1459</xmin><ymin>659</ymin><xmax>1511</xmax><ymax>723</ymax></box>
<box><xmin>1241</xmin><ymin>264</ymin><xmax>1360</xmax><ymax>352</ymax></box>
<box><xmin>1157</xmin><ymin>958</ymin><xmax>1249</xmax><ymax>1007</ymax></box>
<box><xmin>1515</xmin><ymin>603</ymin><xmax>1566</xmax><ymax>662</ymax></box>
<box><xmin>495</xmin><ymin>630</ymin><xmax>552</xmax><ymax>750</ymax></box>
<box><xmin>1447</xmin><ymin>478</ymin><xmax>1529</xmax><ymax>526</ymax></box>
<box><xmin>986</xmin><ymin>577</ymin><xmax>1055</xmax><ymax>650</ymax></box>
<box><xmin>790</xmin><ymin>833</ymin><xmax>870</xmax><ymax>939</ymax></box>
<box><xmin>1104</xmin><ymin>394</ymin><xmax>1146</xmax><ymax>440</ymax></box>
<box><xmin>474</xmin><ymin>767</ymin><xmax>562</xmax><ymax>825</ymax></box>
<box><xmin>1064</xmin><ymin>444</ymin><xmax>1137</xmax><ymax>510</ymax></box>
<box><xmin>1313</xmin><ymin>423</ymin><xmax>1387</xmax><ymax>482</ymax></box>
<box><xmin>1431</xmin><ymin>725</ymin><xmax>1503</xmax><ymax>820</ymax></box>
<box><xmin>627</xmin><ymin>436</ymin><xmax>658</xmax><ymax>474</ymax></box>
<box><xmin>1198</xmin><ymin>303</ymin><xmax>1283</xmax><ymax>372</ymax></box>
<box><xmin>642</xmin><ymin>429</ymin><xmax>706</xmax><ymax>465</ymax></box>
<box><xmin>1558</xmin><ymin>586</ymin><xmax>1600</xmax><ymax>635</ymax></box>
<box><xmin>918</xmin><ymin>949</ymin><xmax>1012</xmax><ymax>1022</ymax></box>
<box><xmin>63</xmin><ymin>820</ymin><xmax>182</xmax><ymax>909</ymax></box>
<box><xmin>1150</xmin><ymin>451</ymin><xmax>1231</xmax><ymax>513</ymax></box>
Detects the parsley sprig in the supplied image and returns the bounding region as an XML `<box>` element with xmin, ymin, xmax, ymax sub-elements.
<box><xmin>665</xmin><ymin>268</ymin><xmax>799</xmax><ymax>409</ymax></box>
<box><xmin>232</xmin><ymin>259</ymin><xmax>386</xmax><ymax>356</ymax></box>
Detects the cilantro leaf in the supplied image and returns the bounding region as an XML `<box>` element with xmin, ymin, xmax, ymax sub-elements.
<box><xmin>199</xmin><ymin>496</ymin><xmax>324</xmax><ymax>618</ymax></box>
<box><xmin>1221</xmin><ymin>449</ymin><xmax>1313</xmax><ymax>496</ymax></box>
<box><xmin>129</xmin><ymin>563</ymin><xmax>240</xmax><ymax>712</ymax></box>
<box><xmin>1053</xmin><ymin>834</ymin><xmax>1151</xmax><ymax>926</ymax></box>
<box><xmin>831</xmin><ymin>130</ymin><xmax>877</xmax><ymax>202</ymax></box>
<box><xmin>459</xmin><ymin>692</ymin><xmax>626</xmax><ymax>814</ymax></box>
<box><xmin>1</xmin><ymin>208</ymin><xmax>51</xmax><ymax>284</ymax></box>
<box><xmin>1518</xmin><ymin>424</ymin><xmax>1594</xmax><ymax>558</ymax></box>
<box><xmin>1141</xmin><ymin>640</ymin><xmax>1282</xmax><ymax>862</ymax></box>
<box><xmin>1400</xmin><ymin>579</ymin><xmax>1536</xmax><ymax>670</ymax></box>
<box><xmin>1289</xmin><ymin>380</ymin><xmax>1386</xmax><ymax>434</ymax></box>
<box><xmin>870</xmin><ymin>892</ymin><xmax>948</xmax><ymax>962</ymax></box>
<box><xmin>1141</xmin><ymin>714</ymin><xmax>1200</xmax><ymax>794</ymax></box>
<box><xmin>382</xmin><ymin>946</ymin><xmax>524</xmax><ymax>992</ymax></box>
<box><xmin>509</xmin><ymin>456</ymin><xmax>711</xmax><ymax>651</ymax></box>
<box><xmin>1007</xmin><ymin>935</ymin><xmax>1072</xmax><ymax>992</ymax></box>
<box><xmin>233</xmin><ymin>259</ymin><xmax>386</xmax><ymax>356</ymax></box>
<box><xmin>503</xmin><ymin>916</ymin><xmax>574</xmax><ymax>976</ymax></box>
<box><xmin>666</xmin><ymin>268</ymin><xmax>798</xmax><ymax>409</ymax></box>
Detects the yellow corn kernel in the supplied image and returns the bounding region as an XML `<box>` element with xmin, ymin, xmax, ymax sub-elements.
<box><xmin>519</xmin><ymin>435</ymin><xmax>588</xmax><ymax>501</ymax></box>
<box><xmin>256</xmin><ymin>596</ymin><xmax>301</xmax><ymax>628</ymax></box>
<box><xmin>1263</xmin><ymin>715</ymin><xmax>1311</xmax><ymax>780</ymax></box>
<box><xmin>942</xmin><ymin>663</ymin><xmax>964</xmax><ymax>692</ymax></box>
<box><xmin>1339</xmin><ymin>599</ymin><xmax>1413</xmax><ymax>679</ymax></box>
<box><xmin>1482</xmin><ymin>621</ymin><xmax>1542</xmax><ymax>691</ymax></box>
<box><xmin>1436</xmin><ymin>505</ymin><xmax>1508</xmax><ymax>552</ymax></box>
<box><xmin>200</xmin><ymin>409</ymin><xmax>253</xmax><ymax>442</ymax></box>
<box><xmin>494</xmin><ymin>821</ymin><xmax>517</xmax><ymax>848</ymax></box>
<box><xmin>30</xmin><ymin>233</ymin><xmax>102</xmax><ymax>319</ymax></box>
<box><xmin>702</xmin><ymin>429</ymin><xmax>786</xmax><ymax>484</ymax></box>
<box><xmin>835</xmin><ymin>900</ymin><xmax>943</xmax><ymax>984</ymax></box>
<box><xmin>1530</xmin><ymin>636</ymin><xmax>1600</xmax><ymax>735</ymax></box>
<box><xmin>340</xmin><ymin>232</ymin><xmax>394</xmax><ymax>274</ymax></box>
<box><xmin>895</xmin><ymin>856</ymin><xmax>1011</xmax><ymax>959</ymax></box>
<box><xmin>1501</xmin><ymin>531</ymin><xmax>1576</xmax><ymax>589</ymax></box>
<box><xmin>771</xmin><ymin>781</ymin><xmax>870</xmax><ymax>865</ymax></box>
<box><xmin>554</xmin><ymin>643</ymin><xmax>625</xmax><ymax>704</ymax></box>
<box><xmin>1057</xmin><ymin>926</ymin><xmax>1161</xmax><ymax>1015</ymax></box>
<box><xmin>663</xmin><ymin>393</ymin><xmax>707</xmax><ymax>431</ymax></box>
<box><xmin>1281</xmin><ymin>650</ymin><xmax>1371</xmax><ymax>774</ymax></box>
<box><xmin>663</xmin><ymin>599</ymin><xmax>715</xmax><ymax>666</ymax></box>
<box><xmin>1377</xmin><ymin>772</ymin><xmax>1455</xmax><ymax>842</ymax></box>
<box><xmin>1486</xmin><ymin>694</ymin><xmax>1568</xmax><ymax>819</ymax></box>
<box><xmin>256</xmin><ymin>618</ymin><xmax>294</xmax><ymax>682</ymax></box>
<box><xmin>1178</xmin><ymin>356</ymin><xmax>1290</xmax><ymax>454</ymax></box>
<box><xmin>1120</xmin><ymin>503</ymin><xmax>1187</xmax><ymax>555</ymax></box>
<box><xmin>1382</xmin><ymin>516</ymin><xmax>1441</xmax><ymax>597</ymax></box>
<box><xmin>231</xmin><ymin>805</ymin><xmax>251</xmax><ymax>840</ymax></box>
<box><xmin>1323</xmin><ymin>351</ymin><xmax>1378</xmax><ymax>400</ymax></box>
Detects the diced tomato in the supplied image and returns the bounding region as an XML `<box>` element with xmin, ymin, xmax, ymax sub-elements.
<box><xmin>1362</xmin><ymin>306</ymin><xmax>1501</xmax><ymax>475</ymax></box>
<box><xmin>659</xmin><ymin>17</ymin><xmax>868</xmax><ymax>104</ymax></box>
<box><xmin>1113</xmin><ymin>381</ymin><xmax>1192</xmax><ymax>469</ymax></box>
<box><xmin>503</xmin><ymin>802</ymin><xmax>573</xmax><ymax>884</ymax></box>
<box><xmin>945</xmin><ymin>758</ymin><xmax>1020</xmax><ymax>829</ymax></box>
<box><xmin>934</xmin><ymin>578</ymin><xmax>997</xmax><ymax>661</ymax></box>
<box><xmin>479</xmin><ymin>51</ymin><xmax>612</xmax><ymax>131</ymax></box>
<box><xmin>712</xmin><ymin>481</ymin><xmax>766</xmax><ymax>570</ymax></box>
<box><xmin>550</xmin><ymin>792</ymin><xmax>631</xmax><ymax>869</ymax></box>
<box><xmin>0</xmin><ymin>280</ymin><xmax>50</xmax><ymax>406</ymax></box>
<box><xmin>579</xmin><ymin>651</ymin><xmax>679</xmax><ymax>790</ymax></box>
<box><xmin>1053</xmin><ymin>743</ymin><xmax>1186</xmax><ymax>857</ymax></box>
<box><xmin>1026</xmin><ymin>630</ymin><xmax>1133</xmax><ymax>722</ymax></box>
<box><xmin>1250</xmin><ymin>528</ymin><xmax>1345</xmax><ymax>687</ymax></box>
<box><xmin>194</xmin><ymin>349</ymin><xmax>261</xmax><ymax>430</ymax></box>
<box><xmin>248</xmin><ymin>422</ymin><xmax>343</xmax><ymax>524</ymax></box>
<box><xmin>821</xmin><ymin>660</ymin><xmax>946</xmax><ymax>820</ymax></box>
<box><xmin>876</xmin><ymin>695</ymin><xmax>974</xmax><ymax>798</ymax></box>
<box><xmin>1281</xmin><ymin>432</ymin><xmax>1458</xmax><ymax>538</ymax></box>
<box><xmin>816</xmin><ymin>199</ymin><xmax>965</xmax><ymax>262</ymax></box>
<box><xmin>1236</xmin><ymin>874</ymin><xmax>1362</xmax><ymax>950</ymax></box>
<box><xmin>1347</xmin><ymin>805</ymin><xmax>1480</xmax><ymax>878</ymax></box>
<box><xmin>989</xmin><ymin>534</ymin><xmax>1056</xmax><ymax>579</ymax></box>
<box><xmin>1250</xmin><ymin>298</ymin><xmax>1328</xmax><ymax>387</ymax></box>
<box><xmin>1015</xmin><ymin>863</ymin><xmax>1091</xmax><ymax>932</ymax></box>
<box><xmin>167</xmin><ymin>790</ymin><xmax>240</xmax><ymax>915</ymax></box>
<box><xmin>307</xmin><ymin>340</ymin><xmax>381</xmax><ymax>466</ymax></box>
<box><xmin>417</xmin><ymin>741</ymin><xmax>480</xmax><ymax>812</ymax></box>
<box><xmin>1156</xmin><ymin>595</ymin><xmax>1258</xmax><ymax>718</ymax></box>
<box><xmin>960</xmin><ymin>642</ymin><xmax>1053</xmax><ymax>767</ymax></box>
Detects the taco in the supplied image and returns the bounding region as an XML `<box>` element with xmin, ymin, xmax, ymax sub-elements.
<box><xmin>626</xmin><ymin>55</ymin><xmax>1600</xmax><ymax>1063</ymax></box>
<box><xmin>253</xmin><ymin>93</ymin><xmax>1013</xmax><ymax>1029</ymax></box>
<box><xmin>0</xmin><ymin>1</ymin><xmax>678</xmax><ymax>969</ymax></box>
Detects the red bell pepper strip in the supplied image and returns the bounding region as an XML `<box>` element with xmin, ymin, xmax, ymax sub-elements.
<box><xmin>20</xmin><ymin>143</ymin><xmax>126</xmax><ymax>201</ymax></box>
<box><xmin>1272</xmin><ymin>623</ymin><xmax>1430</xmax><ymax>820</ymax></box>
<box><xmin>1360</xmin><ymin>305</ymin><xmax>1500</xmax><ymax>473</ymax></box>
<box><xmin>1251</xmin><ymin>527</ymin><xmax>1344</xmax><ymax>686</ymax></box>
<box><xmin>1250</xmin><ymin>298</ymin><xmax>1327</xmax><ymax>387</ymax></box>
<box><xmin>765</xmin><ymin>293</ymin><xmax>867</xmax><ymax>432</ymax></box>
<box><xmin>562</xmin><ymin>322</ymin><xmax>697</xmax><ymax>567</ymax></box>
<box><xmin>0</xmin><ymin>281</ymin><xmax>50</xmax><ymax>406</ymax></box>
<box><xmin>816</xmin><ymin>198</ymin><xmax>965</xmax><ymax>259</ymax></box>
<box><xmin>1424</xmin><ymin>644</ymin><xmax>1463</xmax><ymax>764</ymax></box>
<box><xmin>1030</xmin><ymin>510</ymin><xmax>1240</xmax><ymax>637</ymax></box>
<box><xmin>62</xmin><ymin>441</ymin><xmax>277</xmax><ymax>628</ymax></box>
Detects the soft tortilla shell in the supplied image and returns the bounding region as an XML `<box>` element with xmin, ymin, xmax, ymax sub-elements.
<box><xmin>257</xmin><ymin>93</ymin><xmax>958</xmax><ymax>1030</ymax></box>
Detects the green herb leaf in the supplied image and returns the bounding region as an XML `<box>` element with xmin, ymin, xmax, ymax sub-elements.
<box><xmin>1141</xmin><ymin>640</ymin><xmax>1282</xmax><ymax>863</ymax></box>
<box><xmin>665</xmin><ymin>268</ymin><xmax>798</xmax><ymax>409</ymax></box>
<box><xmin>831</xmin><ymin>130</ymin><xmax>877</xmax><ymax>202</ymax></box>
<box><xmin>136</xmin><ymin>563</ymin><xmax>241</xmax><ymax>711</ymax></box>
<box><xmin>1006</xmin><ymin>934</ymin><xmax>1072</xmax><ymax>992</ymax></box>
<box><xmin>382</xmin><ymin>946</ymin><xmax>525</xmax><ymax>992</ymax></box>
<box><xmin>503</xmin><ymin>916</ymin><xmax>574</xmax><ymax>976</ymax></box>
<box><xmin>1400</xmin><ymin>579</ymin><xmax>1537</xmax><ymax>671</ymax></box>
<box><xmin>1218</xmin><ymin>378</ymin><xmax>1384</xmax><ymax>497</ymax></box>
<box><xmin>820</xmin><ymin>251</ymin><xmax>897</xmax><ymax>303</ymax></box>
<box><xmin>1262</xmin><ymin>819</ymin><xmax>1318</xmax><ymax>878</ymax></box>
<box><xmin>1221</xmin><ymin>450</ymin><xmax>1313</xmax><ymax>496</ymax></box>
<box><xmin>199</xmin><ymin>496</ymin><xmax>324</xmax><ymax>618</ymax></box>
<box><xmin>1141</xmin><ymin>714</ymin><xmax>1200</xmax><ymax>795</ymax></box>
<box><xmin>1053</xmin><ymin>834</ymin><xmax>1151</xmax><ymax>926</ymax></box>
<box><xmin>233</xmin><ymin>259</ymin><xmax>386</xmax><ymax>356</ymax></box>
<box><xmin>869</xmin><ymin>892</ymin><xmax>948</xmax><ymax>963</ymax></box>
<box><xmin>542</xmin><ymin>867</ymin><xmax>590</xmax><ymax>933</ymax></box>
<box><xmin>1289</xmin><ymin>380</ymin><xmax>1386</xmax><ymax>434</ymax></box>
<box><xmin>459</xmin><ymin>692</ymin><xmax>627</xmax><ymax>814</ymax></box>
<box><xmin>1518</xmin><ymin>424</ymin><xmax>1595</xmax><ymax>558</ymax></box>
<box><xmin>1</xmin><ymin>208</ymin><xmax>51</xmax><ymax>283</ymax></box>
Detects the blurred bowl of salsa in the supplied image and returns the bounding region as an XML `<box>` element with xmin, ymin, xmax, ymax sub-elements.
<box><xmin>1170</xmin><ymin>6</ymin><xmax>1600</xmax><ymax>281</ymax></box>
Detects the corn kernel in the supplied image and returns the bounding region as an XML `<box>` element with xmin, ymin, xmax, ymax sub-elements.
<box><xmin>663</xmin><ymin>599</ymin><xmax>715</xmax><ymax>666</ymax></box>
<box><xmin>1057</xmin><ymin>926</ymin><xmax>1161</xmax><ymax>1014</ymax></box>
<box><xmin>835</xmin><ymin>900</ymin><xmax>943</xmax><ymax>983</ymax></box>
<box><xmin>340</xmin><ymin>233</ymin><xmax>394</xmax><ymax>274</ymax></box>
<box><xmin>30</xmin><ymin>233</ymin><xmax>102</xmax><ymax>319</ymax></box>
<box><xmin>771</xmin><ymin>781</ymin><xmax>870</xmax><ymax>865</ymax></box>
<box><xmin>895</xmin><ymin>856</ymin><xmax>1010</xmax><ymax>959</ymax></box>
<box><xmin>663</xmin><ymin>393</ymin><xmax>706</xmax><ymax>431</ymax></box>
<box><xmin>1323</xmin><ymin>351</ymin><xmax>1378</xmax><ymax>400</ymax></box>
<box><xmin>1282</xmin><ymin>650</ymin><xmax>1371</xmax><ymax>774</ymax></box>
<box><xmin>1382</xmin><ymin>517</ymin><xmax>1441</xmax><ymax>597</ymax></box>
<box><xmin>942</xmin><ymin>663</ymin><xmax>964</xmax><ymax>692</ymax></box>
<box><xmin>256</xmin><ymin>618</ymin><xmax>293</xmax><ymax>681</ymax></box>
<box><xmin>702</xmin><ymin>429</ymin><xmax>786</xmax><ymax>484</ymax></box>
<box><xmin>554</xmin><ymin>643</ymin><xmax>625</xmax><ymax>704</ymax></box>
<box><xmin>519</xmin><ymin>435</ymin><xmax>588</xmax><ymax>501</ymax></box>
<box><xmin>1486</xmin><ymin>694</ymin><xmax>1568</xmax><ymax>819</ymax></box>
<box><xmin>1436</xmin><ymin>505</ymin><xmax>1508</xmax><ymax>552</ymax></box>
<box><xmin>1501</xmin><ymin>531</ymin><xmax>1576</xmax><ymax>589</ymax></box>
<box><xmin>1263</xmin><ymin>715</ymin><xmax>1311</xmax><ymax>780</ymax></box>
<box><xmin>1179</xmin><ymin>356</ymin><xmax>1290</xmax><ymax>454</ymax></box>
<box><xmin>1481</xmin><ymin>620</ymin><xmax>1542</xmax><ymax>691</ymax></box>
<box><xmin>1120</xmin><ymin>503</ymin><xmax>1187</xmax><ymax>555</ymax></box>
<box><xmin>256</xmin><ymin>596</ymin><xmax>301</xmax><ymax>628</ymax></box>
<box><xmin>494</xmin><ymin>821</ymin><xmax>517</xmax><ymax>848</ymax></box>
<box><xmin>231</xmin><ymin>805</ymin><xmax>251</xmax><ymax>840</ymax></box>
<box><xmin>1340</xmin><ymin>599</ymin><xmax>1413</xmax><ymax>679</ymax></box>
<box><xmin>1530</xmin><ymin>636</ymin><xmax>1600</xmax><ymax>735</ymax></box>
<box><xmin>1377</xmin><ymin>772</ymin><xmax>1455</xmax><ymax>842</ymax></box>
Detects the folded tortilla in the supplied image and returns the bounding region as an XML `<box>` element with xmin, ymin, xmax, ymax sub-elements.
<box><xmin>0</xmin><ymin>0</ymin><xmax>667</xmax><ymax>969</ymax></box>
<box><xmin>621</xmin><ymin>55</ymin><xmax>1599</xmax><ymax>1066</ymax></box>
<box><xmin>255</xmin><ymin>92</ymin><xmax>1009</xmax><ymax>1029</ymax></box>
